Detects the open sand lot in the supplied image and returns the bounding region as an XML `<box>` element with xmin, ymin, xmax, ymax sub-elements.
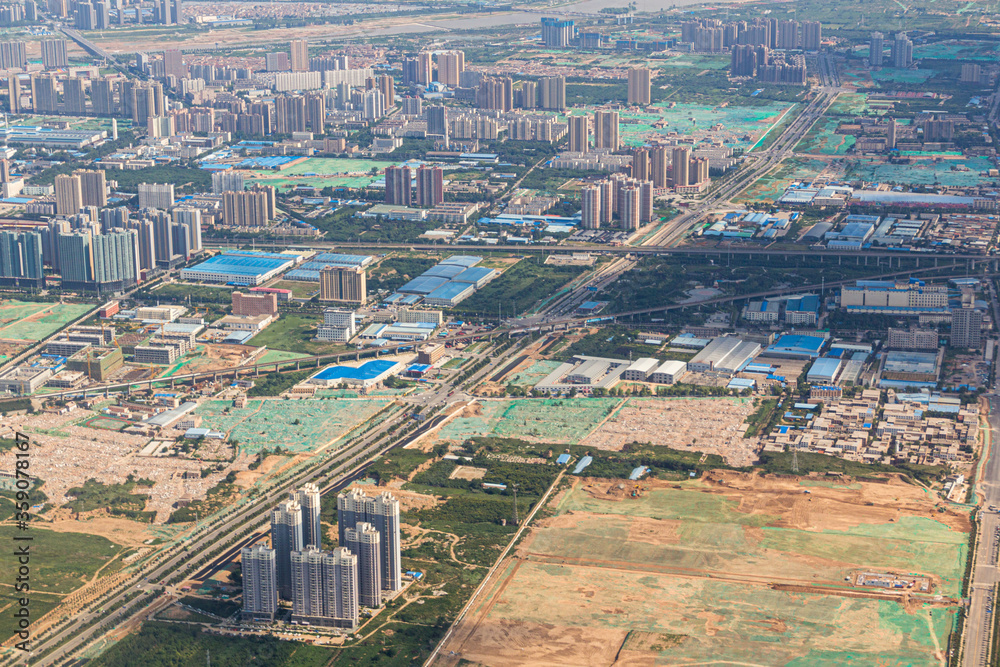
<box><xmin>437</xmin><ymin>471</ymin><xmax>968</xmax><ymax>666</ymax></box>
<box><xmin>579</xmin><ymin>397</ymin><xmax>758</xmax><ymax>466</ymax></box>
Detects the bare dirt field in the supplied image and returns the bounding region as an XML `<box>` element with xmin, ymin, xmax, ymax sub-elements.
<box><xmin>437</xmin><ymin>471</ymin><xmax>968</xmax><ymax>666</ymax></box>
<box><xmin>579</xmin><ymin>397</ymin><xmax>758</xmax><ymax>465</ymax></box>
<box><xmin>449</xmin><ymin>465</ymin><xmax>487</xmax><ymax>481</ymax></box>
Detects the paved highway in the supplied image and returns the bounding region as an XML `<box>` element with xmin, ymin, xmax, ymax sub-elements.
<box><xmin>961</xmin><ymin>281</ymin><xmax>1000</xmax><ymax>666</ymax></box>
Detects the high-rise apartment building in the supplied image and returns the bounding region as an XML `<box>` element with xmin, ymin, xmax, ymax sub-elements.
<box><xmin>40</xmin><ymin>39</ymin><xmax>67</xmax><ymax>69</ymax></box>
<box><xmin>319</xmin><ymin>265</ymin><xmax>367</xmax><ymax>304</ymax></box>
<box><xmin>416</xmin><ymin>51</ymin><xmax>432</xmax><ymax>84</ymax></box>
<box><xmin>672</xmin><ymin>146</ymin><xmax>691</xmax><ymax>188</ymax></box>
<box><xmin>951</xmin><ymin>308</ymin><xmax>983</xmax><ymax>349</ymax></box>
<box><xmin>568</xmin><ymin>115</ymin><xmax>589</xmax><ymax>153</ymax></box>
<box><xmin>891</xmin><ymin>33</ymin><xmax>912</xmax><ymax>68</ymax></box>
<box><xmin>76</xmin><ymin>169</ymin><xmax>107</xmax><ymax>208</ymax></box>
<box><xmin>650</xmin><ymin>146</ymin><xmax>669</xmax><ymax>188</ymax></box>
<box><xmin>0</xmin><ymin>230</ymin><xmax>44</xmax><ymax>288</ymax></box>
<box><xmin>627</xmin><ymin>67</ymin><xmax>651</xmax><ymax>105</ymax></box>
<box><xmin>162</xmin><ymin>49</ymin><xmax>186</xmax><ymax>79</ymax></box>
<box><xmin>801</xmin><ymin>21</ymin><xmax>822</xmax><ymax>51</ymax></box>
<box><xmin>436</xmin><ymin>51</ymin><xmax>464</xmax><ymax>87</ymax></box>
<box><xmin>539</xmin><ymin>75</ymin><xmax>565</xmax><ymax>111</ymax></box>
<box><xmin>0</xmin><ymin>41</ymin><xmax>26</xmax><ymax>69</ymax></box>
<box><xmin>212</xmin><ymin>170</ymin><xmax>245</xmax><ymax>195</ymax></box>
<box><xmin>291</xmin><ymin>546</ymin><xmax>358</xmax><ymax>628</ymax></box>
<box><xmin>138</xmin><ymin>183</ymin><xmax>175</xmax><ymax>210</ymax></box>
<box><xmin>222</xmin><ymin>186</ymin><xmax>276</xmax><ymax>227</ymax></box>
<box><xmin>295</xmin><ymin>484</ymin><xmax>323</xmax><ymax>550</ymax></box>
<box><xmin>241</xmin><ymin>545</ymin><xmax>278</xmax><ymax>622</ymax></box>
<box><xmin>869</xmin><ymin>32</ymin><xmax>884</xmax><ymax>67</ymax></box>
<box><xmin>415</xmin><ymin>165</ymin><xmax>444</xmax><ymax>207</ymax></box>
<box><xmin>290</xmin><ymin>39</ymin><xmax>309</xmax><ymax>72</ymax></box>
<box><xmin>631</xmin><ymin>148</ymin><xmax>649</xmax><ymax>182</ymax></box>
<box><xmin>540</xmin><ymin>17</ymin><xmax>574</xmax><ymax>47</ymax></box>
<box><xmin>271</xmin><ymin>500</ymin><xmax>304</xmax><ymax>600</ymax></box>
<box><xmin>476</xmin><ymin>76</ymin><xmax>513</xmax><ymax>111</ymax></box>
<box><xmin>593</xmin><ymin>110</ymin><xmax>619</xmax><ymax>150</ymax></box>
<box><xmin>519</xmin><ymin>80</ymin><xmax>537</xmax><ymax>109</ymax></box>
<box><xmin>384</xmin><ymin>165</ymin><xmax>412</xmax><ymax>206</ymax></box>
<box><xmin>580</xmin><ymin>185</ymin><xmax>601</xmax><ymax>230</ymax></box>
<box><xmin>55</xmin><ymin>173</ymin><xmax>83</xmax><ymax>216</ymax></box>
<box><xmin>427</xmin><ymin>105</ymin><xmax>448</xmax><ymax>137</ymax></box>
<box><xmin>337</xmin><ymin>489</ymin><xmax>402</xmax><ymax>595</ymax></box>
<box><xmin>345</xmin><ymin>522</ymin><xmax>381</xmax><ymax>608</ymax></box>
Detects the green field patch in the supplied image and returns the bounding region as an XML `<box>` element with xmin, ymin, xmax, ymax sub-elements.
<box><xmin>743</xmin><ymin>158</ymin><xmax>829</xmax><ymax>203</ymax></box>
<box><xmin>257</xmin><ymin>349</ymin><xmax>312</xmax><ymax>365</ymax></box>
<box><xmin>0</xmin><ymin>526</ymin><xmax>124</xmax><ymax>597</ymax></box>
<box><xmin>436</xmin><ymin>398</ymin><xmax>620</xmax><ymax>444</ymax></box>
<box><xmin>849</xmin><ymin>156</ymin><xmax>996</xmax><ymax>188</ymax></box>
<box><xmin>506</xmin><ymin>359</ymin><xmax>563</xmax><ymax>386</ymax></box>
<box><xmin>0</xmin><ymin>300</ymin><xmax>92</xmax><ymax>341</ymax></box>
<box><xmin>195</xmin><ymin>398</ymin><xmax>391</xmax><ymax>455</ymax></box>
<box><xmin>872</xmin><ymin>68</ymin><xmax>934</xmax><ymax>84</ymax></box>
<box><xmin>913</xmin><ymin>39</ymin><xmax>1000</xmax><ymax>61</ymax></box>
<box><xmin>82</xmin><ymin>415</ymin><xmax>130</xmax><ymax>431</ymax></box>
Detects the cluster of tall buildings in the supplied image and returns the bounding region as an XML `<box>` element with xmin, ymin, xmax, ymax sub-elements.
<box><xmin>868</xmin><ymin>32</ymin><xmax>913</xmax><ymax>68</ymax></box>
<box><xmin>221</xmin><ymin>185</ymin><xmax>277</xmax><ymax>228</ymax></box>
<box><xmin>0</xmin><ymin>229</ymin><xmax>44</xmax><ymax>288</ymax></box>
<box><xmin>401</xmin><ymin>50</ymin><xmax>465</xmax><ymax>87</ymax></box>
<box><xmin>384</xmin><ymin>165</ymin><xmax>444</xmax><ymax>208</ymax></box>
<box><xmin>581</xmin><ymin>174</ymin><xmax>654</xmax><ymax>231</ymax></box>
<box><xmin>730</xmin><ymin>46</ymin><xmax>808</xmax><ymax>85</ymax></box>
<box><xmin>566</xmin><ymin>110</ymin><xmax>620</xmax><ymax>152</ymax></box>
<box><xmin>242</xmin><ymin>486</ymin><xmax>402</xmax><ymax>628</ymax></box>
<box><xmin>682</xmin><ymin>17</ymin><xmax>822</xmax><ymax>52</ymax></box>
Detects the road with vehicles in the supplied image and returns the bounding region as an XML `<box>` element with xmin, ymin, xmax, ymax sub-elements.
<box><xmin>961</xmin><ymin>281</ymin><xmax>1000</xmax><ymax>667</ymax></box>
<box><xmin>14</xmin><ymin>333</ymin><xmax>531</xmax><ymax>666</ymax></box>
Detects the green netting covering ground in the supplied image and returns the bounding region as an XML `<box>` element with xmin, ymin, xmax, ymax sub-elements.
<box><xmin>194</xmin><ymin>398</ymin><xmax>390</xmax><ymax>454</ymax></box>
<box><xmin>506</xmin><ymin>360</ymin><xmax>564</xmax><ymax>386</ymax></box>
<box><xmin>245</xmin><ymin>157</ymin><xmax>397</xmax><ymax>190</ymax></box>
<box><xmin>257</xmin><ymin>350</ymin><xmax>312</xmax><ymax>365</ymax></box>
<box><xmin>872</xmin><ymin>68</ymin><xmax>934</xmax><ymax>84</ymax></box>
<box><xmin>795</xmin><ymin>117</ymin><xmax>855</xmax><ymax>155</ymax></box>
<box><xmin>437</xmin><ymin>397</ymin><xmax>620</xmax><ymax>444</ymax></box>
<box><xmin>568</xmin><ymin>101</ymin><xmax>791</xmax><ymax>149</ymax></box>
<box><xmin>743</xmin><ymin>158</ymin><xmax>828</xmax><ymax>202</ymax></box>
<box><xmin>849</xmin><ymin>156</ymin><xmax>996</xmax><ymax>187</ymax></box>
<box><xmin>0</xmin><ymin>300</ymin><xmax>93</xmax><ymax>341</ymax></box>
<box><xmin>913</xmin><ymin>39</ymin><xmax>1000</xmax><ymax>61</ymax></box>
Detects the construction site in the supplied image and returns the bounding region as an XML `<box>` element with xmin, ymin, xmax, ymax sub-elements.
<box><xmin>579</xmin><ymin>397</ymin><xmax>759</xmax><ymax>466</ymax></box>
<box><xmin>436</xmin><ymin>470</ymin><xmax>969</xmax><ymax>666</ymax></box>
<box><xmin>436</xmin><ymin>396</ymin><xmax>761</xmax><ymax>465</ymax></box>
<box><xmin>0</xmin><ymin>407</ymin><xmax>234</xmax><ymax>523</ymax></box>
